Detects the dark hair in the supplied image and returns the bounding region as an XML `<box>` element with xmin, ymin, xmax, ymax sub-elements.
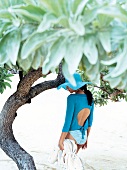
<box><xmin>80</xmin><ymin>84</ymin><xmax>93</xmax><ymax>106</ymax></box>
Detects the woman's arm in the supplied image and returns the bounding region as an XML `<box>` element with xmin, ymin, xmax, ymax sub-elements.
<box><xmin>62</xmin><ymin>95</ymin><xmax>74</xmax><ymax>132</ymax></box>
<box><xmin>58</xmin><ymin>132</ymin><xmax>68</xmax><ymax>150</ymax></box>
<box><xmin>87</xmin><ymin>127</ymin><xmax>91</xmax><ymax>137</ymax></box>
<box><xmin>58</xmin><ymin>95</ymin><xmax>75</xmax><ymax>150</ymax></box>
<box><xmin>81</xmin><ymin>127</ymin><xmax>91</xmax><ymax>150</ymax></box>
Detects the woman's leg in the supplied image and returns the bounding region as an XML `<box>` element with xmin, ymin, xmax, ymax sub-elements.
<box><xmin>76</xmin><ymin>144</ymin><xmax>83</xmax><ymax>153</ymax></box>
<box><xmin>65</xmin><ymin>132</ymin><xmax>77</xmax><ymax>143</ymax></box>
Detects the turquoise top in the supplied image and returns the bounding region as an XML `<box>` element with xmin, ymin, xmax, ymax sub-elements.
<box><xmin>62</xmin><ymin>94</ymin><xmax>94</xmax><ymax>138</ymax></box>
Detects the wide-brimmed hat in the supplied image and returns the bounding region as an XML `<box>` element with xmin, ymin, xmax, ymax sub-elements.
<box><xmin>57</xmin><ymin>73</ymin><xmax>92</xmax><ymax>90</ymax></box>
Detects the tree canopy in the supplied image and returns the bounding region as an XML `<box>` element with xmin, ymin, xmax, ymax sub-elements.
<box><xmin>0</xmin><ymin>1</ymin><xmax>127</xmax><ymax>169</ymax></box>
<box><xmin>0</xmin><ymin>0</ymin><xmax>127</xmax><ymax>105</ymax></box>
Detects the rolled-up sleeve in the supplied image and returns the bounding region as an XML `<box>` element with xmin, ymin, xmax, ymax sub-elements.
<box><xmin>62</xmin><ymin>95</ymin><xmax>74</xmax><ymax>132</ymax></box>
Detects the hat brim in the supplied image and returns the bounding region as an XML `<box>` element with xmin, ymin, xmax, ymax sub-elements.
<box><xmin>57</xmin><ymin>81</ymin><xmax>92</xmax><ymax>90</ymax></box>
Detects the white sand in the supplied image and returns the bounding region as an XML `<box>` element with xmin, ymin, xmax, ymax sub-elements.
<box><xmin>0</xmin><ymin>74</ymin><xmax>127</xmax><ymax>170</ymax></box>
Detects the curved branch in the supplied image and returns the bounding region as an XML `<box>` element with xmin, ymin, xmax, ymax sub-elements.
<box><xmin>17</xmin><ymin>68</ymin><xmax>44</xmax><ymax>97</ymax></box>
<box><xmin>26</xmin><ymin>63</ymin><xmax>65</xmax><ymax>100</ymax></box>
<box><xmin>28</xmin><ymin>76</ymin><xmax>65</xmax><ymax>99</ymax></box>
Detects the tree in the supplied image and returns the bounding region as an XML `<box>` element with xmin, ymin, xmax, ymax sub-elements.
<box><xmin>0</xmin><ymin>0</ymin><xmax>127</xmax><ymax>169</ymax></box>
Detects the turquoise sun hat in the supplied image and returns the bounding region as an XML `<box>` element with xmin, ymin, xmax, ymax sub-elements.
<box><xmin>57</xmin><ymin>73</ymin><xmax>92</xmax><ymax>90</ymax></box>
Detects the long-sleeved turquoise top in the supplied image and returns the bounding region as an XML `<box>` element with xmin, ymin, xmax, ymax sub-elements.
<box><xmin>62</xmin><ymin>94</ymin><xmax>94</xmax><ymax>138</ymax></box>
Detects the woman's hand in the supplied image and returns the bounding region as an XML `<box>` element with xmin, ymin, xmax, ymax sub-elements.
<box><xmin>82</xmin><ymin>140</ymin><xmax>88</xmax><ymax>149</ymax></box>
<box><xmin>58</xmin><ymin>141</ymin><xmax>64</xmax><ymax>150</ymax></box>
<box><xmin>58</xmin><ymin>132</ymin><xmax>68</xmax><ymax>150</ymax></box>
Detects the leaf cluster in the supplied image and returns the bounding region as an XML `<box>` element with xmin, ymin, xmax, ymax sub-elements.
<box><xmin>0</xmin><ymin>67</ymin><xmax>13</xmax><ymax>94</ymax></box>
<box><xmin>0</xmin><ymin>0</ymin><xmax>127</xmax><ymax>97</ymax></box>
<box><xmin>81</xmin><ymin>69</ymin><xmax>127</xmax><ymax>106</ymax></box>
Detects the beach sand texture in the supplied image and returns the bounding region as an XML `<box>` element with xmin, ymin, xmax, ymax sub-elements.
<box><xmin>0</xmin><ymin>74</ymin><xmax>127</xmax><ymax>170</ymax></box>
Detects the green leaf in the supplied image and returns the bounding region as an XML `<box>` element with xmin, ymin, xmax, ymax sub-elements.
<box><xmin>97</xmin><ymin>14</ymin><xmax>113</xmax><ymax>27</ymax></box>
<box><xmin>98</xmin><ymin>32</ymin><xmax>111</xmax><ymax>53</ymax></box>
<box><xmin>0</xmin><ymin>34</ymin><xmax>10</xmax><ymax>64</ymax></box>
<box><xmin>83</xmin><ymin>8</ymin><xmax>98</xmax><ymax>25</ymax></box>
<box><xmin>37</xmin><ymin>13</ymin><xmax>65</xmax><ymax>33</ymax></box>
<box><xmin>38</xmin><ymin>0</ymin><xmax>63</xmax><ymax>16</ymax></box>
<box><xmin>4</xmin><ymin>77</ymin><xmax>12</xmax><ymax>82</ymax></box>
<box><xmin>111</xmin><ymin>26</ymin><xmax>126</xmax><ymax>42</ymax></box>
<box><xmin>97</xmin><ymin>6</ymin><xmax>127</xmax><ymax>22</ymax></box>
<box><xmin>6</xmin><ymin>73</ymin><xmax>14</xmax><ymax>77</ymax></box>
<box><xmin>0</xmin><ymin>22</ymin><xmax>11</xmax><ymax>38</ymax></box>
<box><xmin>117</xmin><ymin>80</ymin><xmax>127</xmax><ymax>90</ymax></box>
<box><xmin>12</xmin><ymin>5</ymin><xmax>45</xmax><ymax>22</ymax></box>
<box><xmin>101</xmin><ymin>40</ymin><xmax>127</xmax><ymax>77</ymax></box>
<box><xmin>18</xmin><ymin>53</ymin><xmax>35</xmax><ymax>71</ymax></box>
<box><xmin>103</xmin><ymin>74</ymin><xmax>122</xmax><ymax>88</ymax></box>
<box><xmin>0</xmin><ymin>86</ymin><xmax>4</xmax><ymax>93</ymax></box>
<box><xmin>71</xmin><ymin>0</ymin><xmax>82</xmax><ymax>14</ymax></box>
<box><xmin>82</xmin><ymin>54</ymin><xmax>100</xmax><ymax>85</ymax></box>
<box><xmin>32</xmin><ymin>55</ymin><xmax>42</xmax><ymax>70</ymax></box>
<box><xmin>21</xmin><ymin>29</ymin><xmax>67</xmax><ymax>59</ymax></box>
<box><xmin>83</xmin><ymin>36</ymin><xmax>98</xmax><ymax>64</ymax></box>
<box><xmin>0</xmin><ymin>55</ymin><xmax>9</xmax><ymax>65</ymax></box>
<box><xmin>21</xmin><ymin>31</ymin><xmax>54</xmax><ymax>59</ymax></box>
<box><xmin>1</xmin><ymin>82</ymin><xmax>6</xmax><ymax>89</ymax></box>
<box><xmin>4</xmin><ymin>81</ymin><xmax>11</xmax><ymax>88</ymax></box>
<box><xmin>1</xmin><ymin>24</ymin><xmax>16</xmax><ymax>36</ymax></box>
<box><xmin>32</xmin><ymin>47</ymin><xmax>46</xmax><ymax>70</ymax></box>
<box><xmin>43</xmin><ymin>37</ymin><xmax>66</xmax><ymax>74</ymax></box>
<box><xmin>58</xmin><ymin>0</ymin><xmax>69</xmax><ymax>16</ymax></box>
<box><xmin>0</xmin><ymin>9</ymin><xmax>13</xmax><ymax>18</ymax></box>
<box><xmin>7</xmin><ymin>29</ymin><xmax>21</xmax><ymax>65</ymax></box>
<box><xmin>0</xmin><ymin>29</ymin><xmax>21</xmax><ymax>66</ymax></box>
<box><xmin>23</xmin><ymin>0</ymin><xmax>37</xmax><ymax>5</ymax></box>
<box><xmin>74</xmin><ymin>0</ymin><xmax>89</xmax><ymax>19</ymax></box>
<box><xmin>21</xmin><ymin>24</ymin><xmax>37</xmax><ymax>41</ymax></box>
<box><xmin>101</xmin><ymin>55</ymin><xmax>118</xmax><ymax>66</ymax></box>
<box><xmin>37</xmin><ymin>13</ymin><xmax>56</xmax><ymax>32</ymax></box>
<box><xmin>62</xmin><ymin>61</ymin><xmax>76</xmax><ymax>86</ymax></box>
<box><xmin>69</xmin><ymin>17</ymin><xmax>85</xmax><ymax>35</ymax></box>
<box><xmin>0</xmin><ymin>1</ymin><xmax>9</xmax><ymax>9</ymax></box>
<box><xmin>65</xmin><ymin>36</ymin><xmax>84</xmax><ymax>74</ymax></box>
<box><xmin>0</xmin><ymin>0</ymin><xmax>24</xmax><ymax>9</ymax></box>
<box><xmin>111</xmin><ymin>53</ymin><xmax>127</xmax><ymax>77</ymax></box>
<box><xmin>87</xmin><ymin>62</ymin><xmax>100</xmax><ymax>82</ymax></box>
<box><xmin>82</xmin><ymin>55</ymin><xmax>92</xmax><ymax>71</ymax></box>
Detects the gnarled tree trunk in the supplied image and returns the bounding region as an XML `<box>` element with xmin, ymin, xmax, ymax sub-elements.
<box><xmin>0</xmin><ymin>67</ymin><xmax>64</xmax><ymax>170</ymax></box>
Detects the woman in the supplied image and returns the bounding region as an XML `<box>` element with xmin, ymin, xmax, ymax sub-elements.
<box><xmin>57</xmin><ymin>72</ymin><xmax>94</xmax><ymax>153</ymax></box>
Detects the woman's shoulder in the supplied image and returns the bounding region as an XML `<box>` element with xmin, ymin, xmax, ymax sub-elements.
<box><xmin>68</xmin><ymin>94</ymin><xmax>87</xmax><ymax>97</ymax></box>
<box><xmin>67</xmin><ymin>94</ymin><xmax>87</xmax><ymax>100</ymax></box>
<box><xmin>67</xmin><ymin>94</ymin><xmax>75</xmax><ymax>99</ymax></box>
<box><xmin>67</xmin><ymin>94</ymin><xmax>78</xmax><ymax>101</ymax></box>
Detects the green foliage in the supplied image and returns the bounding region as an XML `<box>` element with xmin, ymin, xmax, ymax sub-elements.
<box><xmin>0</xmin><ymin>67</ymin><xmax>13</xmax><ymax>94</ymax></box>
<box><xmin>80</xmin><ymin>69</ymin><xmax>127</xmax><ymax>106</ymax></box>
<box><xmin>0</xmin><ymin>0</ymin><xmax>24</xmax><ymax>9</ymax></box>
<box><xmin>0</xmin><ymin>0</ymin><xmax>127</xmax><ymax>98</ymax></box>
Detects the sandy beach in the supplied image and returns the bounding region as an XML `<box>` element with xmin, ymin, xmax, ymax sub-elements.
<box><xmin>0</xmin><ymin>74</ymin><xmax>127</xmax><ymax>170</ymax></box>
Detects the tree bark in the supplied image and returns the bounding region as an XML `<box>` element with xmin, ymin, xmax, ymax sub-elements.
<box><xmin>0</xmin><ymin>67</ymin><xmax>65</xmax><ymax>170</ymax></box>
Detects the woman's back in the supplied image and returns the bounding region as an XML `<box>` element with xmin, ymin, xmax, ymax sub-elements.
<box><xmin>62</xmin><ymin>94</ymin><xmax>94</xmax><ymax>133</ymax></box>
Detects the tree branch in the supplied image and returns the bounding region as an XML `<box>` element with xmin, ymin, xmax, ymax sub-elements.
<box><xmin>17</xmin><ymin>68</ymin><xmax>50</xmax><ymax>97</ymax></box>
<box><xmin>28</xmin><ymin>79</ymin><xmax>64</xmax><ymax>99</ymax></box>
<box><xmin>28</xmin><ymin>64</ymin><xmax>65</xmax><ymax>99</ymax></box>
<box><xmin>110</xmin><ymin>89</ymin><xmax>124</xmax><ymax>100</ymax></box>
<box><xmin>94</xmin><ymin>85</ymin><xmax>111</xmax><ymax>95</ymax></box>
